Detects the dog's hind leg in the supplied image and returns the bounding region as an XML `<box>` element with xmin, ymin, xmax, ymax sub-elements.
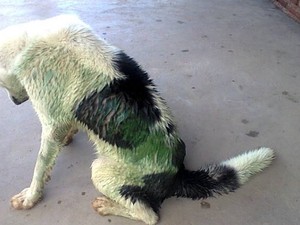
<box><xmin>91</xmin><ymin>157</ymin><xmax>159</xmax><ymax>225</ymax></box>
<box><xmin>11</xmin><ymin>123</ymin><xmax>73</xmax><ymax>209</ymax></box>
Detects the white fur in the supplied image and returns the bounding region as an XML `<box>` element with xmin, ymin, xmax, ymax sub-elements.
<box><xmin>221</xmin><ymin>147</ymin><xmax>275</xmax><ymax>184</ymax></box>
<box><xmin>0</xmin><ymin>14</ymin><xmax>115</xmax><ymax>209</ymax></box>
<box><xmin>0</xmin><ymin>15</ymin><xmax>275</xmax><ymax>225</ymax></box>
<box><xmin>0</xmin><ymin>15</ymin><xmax>91</xmax><ymax>103</ymax></box>
<box><xmin>0</xmin><ymin>15</ymin><xmax>161</xmax><ymax>224</ymax></box>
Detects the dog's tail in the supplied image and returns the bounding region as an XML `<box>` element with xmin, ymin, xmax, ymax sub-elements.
<box><xmin>171</xmin><ymin>147</ymin><xmax>274</xmax><ymax>199</ymax></box>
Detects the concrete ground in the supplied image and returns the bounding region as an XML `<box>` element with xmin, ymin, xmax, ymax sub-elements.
<box><xmin>0</xmin><ymin>0</ymin><xmax>299</xmax><ymax>224</ymax></box>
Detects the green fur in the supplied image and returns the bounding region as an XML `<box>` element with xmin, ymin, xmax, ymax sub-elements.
<box><xmin>75</xmin><ymin>82</ymin><xmax>180</xmax><ymax>173</ymax></box>
<box><xmin>119</xmin><ymin>130</ymin><xmax>178</xmax><ymax>170</ymax></box>
<box><xmin>0</xmin><ymin>16</ymin><xmax>182</xmax><ymax>223</ymax></box>
<box><xmin>106</xmin><ymin>115</ymin><xmax>150</xmax><ymax>148</ymax></box>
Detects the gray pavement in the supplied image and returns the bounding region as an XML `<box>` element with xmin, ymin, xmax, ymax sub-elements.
<box><xmin>0</xmin><ymin>1</ymin><xmax>299</xmax><ymax>225</ymax></box>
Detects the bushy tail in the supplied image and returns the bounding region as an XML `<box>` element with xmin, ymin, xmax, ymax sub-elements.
<box><xmin>171</xmin><ymin>147</ymin><xmax>274</xmax><ymax>199</ymax></box>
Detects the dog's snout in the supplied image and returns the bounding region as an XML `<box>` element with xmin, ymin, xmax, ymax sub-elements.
<box><xmin>12</xmin><ymin>96</ymin><xmax>22</xmax><ymax>105</ymax></box>
<box><xmin>11</xmin><ymin>96</ymin><xmax>29</xmax><ymax>105</ymax></box>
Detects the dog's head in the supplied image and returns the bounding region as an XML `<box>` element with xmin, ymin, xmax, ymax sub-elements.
<box><xmin>0</xmin><ymin>21</ymin><xmax>31</xmax><ymax>105</ymax></box>
<box><xmin>0</xmin><ymin>68</ymin><xmax>28</xmax><ymax>105</ymax></box>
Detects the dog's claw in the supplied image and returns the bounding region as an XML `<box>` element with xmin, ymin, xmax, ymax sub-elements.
<box><xmin>10</xmin><ymin>188</ymin><xmax>42</xmax><ymax>210</ymax></box>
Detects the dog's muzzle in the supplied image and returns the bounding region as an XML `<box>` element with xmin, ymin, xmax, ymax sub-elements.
<box><xmin>11</xmin><ymin>96</ymin><xmax>29</xmax><ymax>105</ymax></box>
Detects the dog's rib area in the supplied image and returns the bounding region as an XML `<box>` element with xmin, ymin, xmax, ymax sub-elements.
<box><xmin>75</xmin><ymin>51</ymin><xmax>162</xmax><ymax>149</ymax></box>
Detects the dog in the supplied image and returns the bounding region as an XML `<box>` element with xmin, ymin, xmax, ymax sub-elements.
<box><xmin>0</xmin><ymin>15</ymin><xmax>274</xmax><ymax>224</ymax></box>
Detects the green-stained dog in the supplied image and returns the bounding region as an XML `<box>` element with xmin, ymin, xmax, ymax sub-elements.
<box><xmin>0</xmin><ymin>15</ymin><xmax>274</xmax><ymax>224</ymax></box>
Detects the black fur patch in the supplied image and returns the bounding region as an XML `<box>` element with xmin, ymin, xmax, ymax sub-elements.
<box><xmin>112</xmin><ymin>51</ymin><xmax>161</xmax><ymax>122</ymax></box>
<box><xmin>119</xmin><ymin>172</ymin><xmax>176</xmax><ymax>213</ymax></box>
<box><xmin>172</xmin><ymin>139</ymin><xmax>186</xmax><ymax>167</ymax></box>
<box><xmin>75</xmin><ymin>51</ymin><xmax>162</xmax><ymax>148</ymax></box>
<box><xmin>120</xmin><ymin>185</ymin><xmax>161</xmax><ymax>213</ymax></box>
<box><xmin>166</xmin><ymin>122</ymin><xmax>175</xmax><ymax>135</ymax></box>
<box><xmin>171</xmin><ymin>165</ymin><xmax>240</xmax><ymax>200</ymax></box>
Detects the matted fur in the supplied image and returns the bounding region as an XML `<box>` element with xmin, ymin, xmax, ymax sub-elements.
<box><xmin>0</xmin><ymin>15</ymin><xmax>274</xmax><ymax>225</ymax></box>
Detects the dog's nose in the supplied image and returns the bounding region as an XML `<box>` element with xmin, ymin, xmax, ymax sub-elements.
<box><xmin>11</xmin><ymin>96</ymin><xmax>29</xmax><ymax>105</ymax></box>
<box><xmin>11</xmin><ymin>96</ymin><xmax>22</xmax><ymax>105</ymax></box>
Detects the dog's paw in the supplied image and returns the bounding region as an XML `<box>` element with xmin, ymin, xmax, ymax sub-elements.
<box><xmin>92</xmin><ymin>197</ymin><xmax>114</xmax><ymax>216</ymax></box>
<box><xmin>10</xmin><ymin>188</ymin><xmax>42</xmax><ymax>210</ymax></box>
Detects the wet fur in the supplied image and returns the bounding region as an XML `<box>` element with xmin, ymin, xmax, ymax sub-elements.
<box><xmin>0</xmin><ymin>15</ymin><xmax>274</xmax><ymax>225</ymax></box>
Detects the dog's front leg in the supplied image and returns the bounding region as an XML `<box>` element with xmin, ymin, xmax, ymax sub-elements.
<box><xmin>11</xmin><ymin>124</ymin><xmax>65</xmax><ymax>209</ymax></box>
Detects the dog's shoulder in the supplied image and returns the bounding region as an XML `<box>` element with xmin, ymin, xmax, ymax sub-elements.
<box><xmin>75</xmin><ymin>51</ymin><xmax>161</xmax><ymax>148</ymax></box>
